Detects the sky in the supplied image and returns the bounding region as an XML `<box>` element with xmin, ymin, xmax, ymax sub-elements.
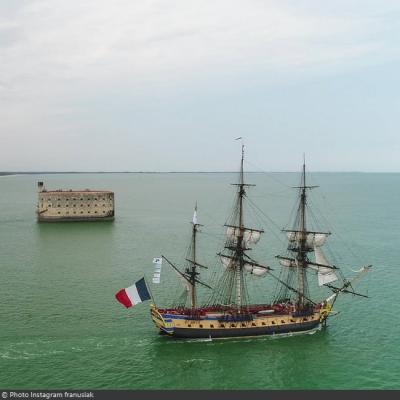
<box><xmin>1</xmin><ymin>0</ymin><xmax>400</xmax><ymax>172</ymax></box>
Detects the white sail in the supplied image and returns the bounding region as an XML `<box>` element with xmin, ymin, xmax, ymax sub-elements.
<box><xmin>220</xmin><ymin>255</ymin><xmax>236</xmax><ymax>270</ymax></box>
<box><xmin>179</xmin><ymin>275</ymin><xmax>192</xmax><ymax>292</ymax></box>
<box><xmin>312</xmin><ymin>233</ymin><xmax>327</xmax><ymax>247</ymax></box>
<box><xmin>279</xmin><ymin>258</ymin><xmax>296</xmax><ymax>268</ymax></box>
<box><xmin>244</xmin><ymin>264</ymin><xmax>268</xmax><ymax>276</ymax></box>
<box><xmin>192</xmin><ymin>208</ymin><xmax>198</xmax><ymax>225</ymax></box>
<box><xmin>221</xmin><ymin>254</ymin><xmax>267</xmax><ymax>276</ymax></box>
<box><xmin>227</xmin><ymin>226</ymin><xmax>262</xmax><ymax>246</ymax></box>
<box><xmin>314</xmin><ymin>245</ymin><xmax>329</xmax><ymax>265</ymax></box>
<box><xmin>244</xmin><ymin>230</ymin><xmax>261</xmax><ymax>245</ymax></box>
<box><xmin>287</xmin><ymin>232</ymin><xmax>328</xmax><ymax>247</ymax></box>
<box><xmin>171</xmin><ymin>266</ymin><xmax>193</xmax><ymax>293</ymax></box>
<box><xmin>314</xmin><ymin>246</ymin><xmax>338</xmax><ymax>286</ymax></box>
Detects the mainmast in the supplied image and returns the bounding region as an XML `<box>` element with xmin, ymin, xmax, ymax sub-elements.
<box><xmin>212</xmin><ymin>142</ymin><xmax>270</xmax><ymax>312</ymax></box>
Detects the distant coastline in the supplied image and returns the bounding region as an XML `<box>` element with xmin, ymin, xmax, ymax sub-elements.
<box><xmin>0</xmin><ymin>171</ymin><xmax>393</xmax><ymax>175</ymax></box>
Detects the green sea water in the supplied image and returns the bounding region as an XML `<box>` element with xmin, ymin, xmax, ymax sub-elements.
<box><xmin>0</xmin><ymin>172</ymin><xmax>399</xmax><ymax>389</ymax></box>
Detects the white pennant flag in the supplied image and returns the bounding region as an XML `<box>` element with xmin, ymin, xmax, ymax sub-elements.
<box><xmin>152</xmin><ymin>257</ymin><xmax>162</xmax><ymax>284</ymax></box>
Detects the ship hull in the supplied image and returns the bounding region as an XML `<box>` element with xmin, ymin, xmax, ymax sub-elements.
<box><xmin>150</xmin><ymin>305</ymin><xmax>324</xmax><ymax>339</ymax></box>
<box><xmin>171</xmin><ymin>321</ymin><xmax>321</xmax><ymax>338</ymax></box>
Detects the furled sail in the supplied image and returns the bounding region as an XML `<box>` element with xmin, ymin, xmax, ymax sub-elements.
<box><xmin>279</xmin><ymin>258</ymin><xmax>296</xmax><ymax>268</ymax></box>
<box><xmin>226</xmin><ymin>226</ymin><xmax>262</xmax><ymax>247</ymax></box>
<box><xmin>220</xmin><ymin>255</ymin><xmax>236</xmax><ymax>270</ymax></box>
<box><xmin>287</xmin><ymin>232</ymin><xmax>328</xmax><ymax>248</ymax></box>
<box><xmin>244</xmin><ymin>264</ymin><xmax>268</xmax><ymax>276</ymax></box>
<box><xmin>179</xmin><ymin>275</ymin><xmax>193</xmax><ymax>292</ymax></box>
<box><xmin>313</xmin><ymin>246</ymin><xmax>338</xmax><ymax>286</ymax></box>
<box><xmin>220</xmin><ymin>254</ymin><xmax>268</xmax><ymax>276</ymax></box>
<box><xmin>171</xmin><ymin>267</ymin><xmax>193</xmax><ymax>293</ymax></box>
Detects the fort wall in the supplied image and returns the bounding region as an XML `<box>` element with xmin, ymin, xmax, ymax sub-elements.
<box><xmin>37</xmin><ymin>182</ymin><xmax>114</xmax><ymax>222</ymax></box>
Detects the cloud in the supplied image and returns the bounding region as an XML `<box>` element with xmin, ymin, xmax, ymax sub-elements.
<box><xmin>1</xmin><ymin>0</ymin><xmax>398</xmax><ymax>91</ymax></box>
<box><xmin>1</xmin><ymin>0</ymin><xmax>399</xmax><ymax>170</ymax></box>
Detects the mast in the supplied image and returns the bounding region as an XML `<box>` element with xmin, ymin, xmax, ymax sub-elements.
<box><xmin>212</xmin><ymin>142</ymin><xmax>269</xmax><ymax>312</ymax></box>
<box><xmin>297</xmin><ymin>161</ymin><xmax>307</xmax><ymax>308</ymax></box>
<box><xmin>277</xmin><ymin>158</ymin><xmax>318</xmax><ymax>309</ymax></box>
<box><xmin>189</xmin><ymin>204</ymin><xmax>199</xmax><ymax>308</ymax></box>
<box><xmin>236</xmin><ymin>144</ymin><xmax>245</xmax><ymax>312</ymax></box>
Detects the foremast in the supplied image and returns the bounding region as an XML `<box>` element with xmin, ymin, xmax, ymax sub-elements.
<box><xmin>188</xmin><ymin>204</ymin><xmax>200</xmax><ymax>308</ymax></box>
<box><xmin>162</xmin><ymin>204</ymin><xmax>210</xmax><ymax>310</ymax></box>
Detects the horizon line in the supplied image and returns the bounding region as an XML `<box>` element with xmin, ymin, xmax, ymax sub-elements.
<box><xmin>1</xmin><ymin>170</ymin><xmax>399</xmax><ymax>175</ymax></box>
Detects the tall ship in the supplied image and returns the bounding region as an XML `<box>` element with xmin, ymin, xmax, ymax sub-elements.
<box><xmin>129</xmin><ymin>147</ymin><xmax>370</xmax><ymax>339</ymax></box>
<box><xmin>36</xmin><ymin>181</ymin><xmax>115</xmax><ymax>222</ymax></box>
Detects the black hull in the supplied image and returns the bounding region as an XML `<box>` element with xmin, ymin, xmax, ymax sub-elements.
<box><xmin>170</xmin><ymin>320</ymin><xmax>321</xmax><ymax>339</ymax></box>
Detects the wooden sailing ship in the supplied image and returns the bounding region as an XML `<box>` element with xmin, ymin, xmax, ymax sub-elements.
<box><xmin>150</xmin><ymin>146</ymin><xmax>371</xmax><ymax>339</ymax></box>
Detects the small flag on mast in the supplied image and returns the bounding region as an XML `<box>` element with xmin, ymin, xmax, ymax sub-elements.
<box><xmin>192</xmin><ymin>203</ymin><xmax>198</xmax><ymax>225</ymax></box>
<box><xmin>152</xmin><ymin>257</ymin><xmax>163</xmax><ymax>283</ymax></box>
<box><xmin>115</xmin><ymin>277</ymin><xmax>151</xmax><ymax>308</ymax></box>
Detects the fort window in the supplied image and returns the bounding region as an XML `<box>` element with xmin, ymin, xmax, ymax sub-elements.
<box><xmin>57</xmin><ymin>211</ymin><xmax>60</xmax><ymax>214</ymax></box>
<box><xmin>252</xmin><ymin>323</ymin><xmax>256</xmax><ymax>327</ymax></box>
<box><xmin>231</xmin><ymin>324</ymin><xmax>235</xmax><ymax>328</ymax></box>
<box><xmin>95</xmin><ymin>211</ymin><xmax>98</xmax><ymax>214</ymax></box>
<box><xmin>199</xmin><ymin>324</ymin><xmax>203</xmax><ymax>328</ymax></box>
<box><xmin>261</xmin><ymin>322</ymin><xmax>266</xmax><ymax>326</ymax></box>
<box><xmin>272</xmin><ymin>321</ymin><xmax>275</xmax><ymax>324</ymax></box>
<box><xmin>73</xmin><ymin>211</ymin><xmax>76</xmax><ymax>214</ymax></box>
<box><xmin>241</xmin><ymin>323</ymin><xmax>246</xmax><ymax>327</ymax></box>
<box><xmin>210</xmin><ymin>324</ymin><xmax>214</xmax><ymax>328</ymax></box>
<box><xmin>80</xmin><ymin>211</ymin><xmax>83</xmax><ymax>214</ymax></box>
<box><xmin>58</xmin><ymin>204</ymin><xmax>61</xmax><ymax>207</ymax></box>
<box><xmin>188</xmin><ymin>324</ymin><xmax>191</xmax><ymax>327</ymax></box>
<box><xmin>281</xmin><ymin>320</ymin><xmax>285</xmax><ymax>324</ymax></box>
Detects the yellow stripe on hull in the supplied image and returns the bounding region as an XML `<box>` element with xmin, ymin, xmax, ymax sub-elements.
<box><xmin>150</xmin><ymin>305</ymin><xmax>322</xmax><ymax>338</ymax></box>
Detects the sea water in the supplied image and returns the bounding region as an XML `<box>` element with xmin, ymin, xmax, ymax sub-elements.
<box><xmin>0</xmin><ymin>172</ymin><xmax>398</xmax><ymax>389</ymax></box>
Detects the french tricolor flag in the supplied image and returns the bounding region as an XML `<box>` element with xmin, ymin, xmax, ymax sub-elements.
<box><xmin>115</xmin><ymin>277</ymin><xmax>151</xmax><ymax>308</ymax></box>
